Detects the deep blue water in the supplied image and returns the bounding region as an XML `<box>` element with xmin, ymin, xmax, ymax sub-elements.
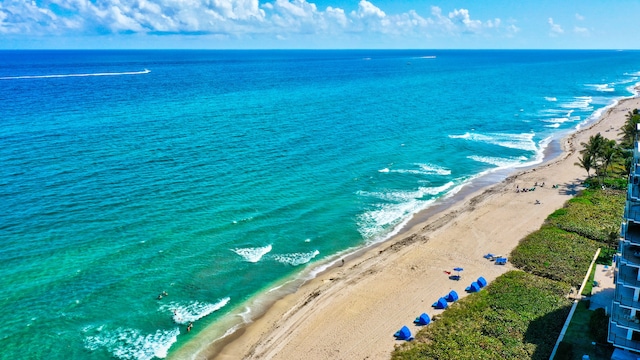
<box><xmin>1</xmin><ymin>50</ymin><xmax>639</xmax><ymax>359</ymax></box>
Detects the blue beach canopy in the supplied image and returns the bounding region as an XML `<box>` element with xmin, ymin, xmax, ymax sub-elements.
<box><xmin>453</xmin><ymin>267</ymin><xmax>464</xmax><ymax>272</ymax></box>
<box><xmin>466</xmin><ymin>282</ymin><xmax>481</xmax><ymax>293</ymax></box>
<box><xmin>432</xmin><ymin>297</ymin><xmax>448</xmax><ymax>309</ymax></box>
<box><xmin>477</xmin><ymin>276</ymin><xmax>488</xmax><ymax>288</ymax></box>
<box><xmin>495</xmin><ymin>257</ymin><xmax>507</xmax><ymax>265</ymax></box>
<box><xmin>445</xmin><ymin>290</ymin><xmax>459</xmax><ymax>302</ymax></box>
<box><xmin>394</xmin><ymin>326</ymin><xmax>413</xmax><ymax>340</ymax></box>
<box><xmin>414</xmin><ymin>313</ymin><xmax>431</xmax><ymax>326</ymax></box>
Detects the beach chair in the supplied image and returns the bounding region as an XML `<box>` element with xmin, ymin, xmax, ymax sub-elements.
<box><xmin>414</xmin><ymin>313</ymin><xmax>431</xmax><ymax>326</ymax></box>
<box><xmin>465</xmin><ymin>281</ymin><xmax>481</xmax><ymax>293</ymax></box>
<box><xmin>444</xmin><ymin>290</ymin><xmax>459</xmax><ymax>302</ymax></box>
<box><xmin>495</xmin><ymin>257</ymin><xmax>507</xmax><ymax>265</ymax></box>
<box><xmin>394</xmin><ymin>326</ymin><xmax>413</xmax><ymax>340</ymax></box>
<box><xmin>432</xmin><ymin>297</ymin><xmax>448</xmax><ymax>309</ymax></box>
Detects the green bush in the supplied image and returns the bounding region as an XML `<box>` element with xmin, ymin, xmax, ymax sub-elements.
<box><xmin>589</xmin><ymin>308</ymin><xmax>609</xmax><ymax>343</ymax></box>
<box><xmin>545</xmin><ymin>188</ymin><xmax>625</xmax><ymax>242</ymax></box>
<box><xmin>392</xmin><ymin>272</ymin><xmax>571</xmax><ymax>360</ymax></box>
<box><xmin>510</xmin><ymin>226</ymin><xmax>600</xmax><ymax>286</ymax></box>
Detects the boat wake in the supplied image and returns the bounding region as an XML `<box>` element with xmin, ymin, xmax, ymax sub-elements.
<box><xmin>0</xmin><ymin>69</ymin><xmax>151</xmax><ymax>80</ymax></box>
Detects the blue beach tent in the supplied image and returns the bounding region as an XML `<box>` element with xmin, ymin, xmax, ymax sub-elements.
<box><xmin>394</xmin><ymin>326</ymin><xmax>413</xmax><ymax>340</ymax></box>
<box><xmin>477</xmin><ymin>276</ymin><xmax>488</xmax><ymax>288</ymax></box>
<box><xmin>466</xmin><ymin>281</ymin><xmax>481</xmax><ymax>293</ymax></box>
<box><xmin>432</xmin><ymin>297</ymin><xmax>448</xmax><ymax>309</ymax></box>
<box><xmin>414</xmin><ymin>313</ymin><xmax>431</xmax><ymax>326</ymax></box>
<box><xmin>445</xmin><ymin>290</ymin><xmax>459</xmax><ymax>302</ymax></box>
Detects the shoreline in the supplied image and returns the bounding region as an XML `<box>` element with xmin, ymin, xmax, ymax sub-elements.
<box><xmin>172</xmin><ymin>95</ymin><xmax>639</xmax><ymax>360</ymax></box>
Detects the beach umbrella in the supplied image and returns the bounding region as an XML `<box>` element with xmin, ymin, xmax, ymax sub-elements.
<box><xmin>453</xmin><ymin>267</ymin><xmax>463</xmax><ymax>278</ymax></box>
<box><xmin>414</xmin><ymin>313</ymin><xmax>431</xmax><ymax>326</ymax></box>
<box><xmin>445</xmin><ymin>290</ymin><xmax>459</xmax><ymax>302</ymax></box>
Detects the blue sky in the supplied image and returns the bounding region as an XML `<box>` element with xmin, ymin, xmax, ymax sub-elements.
<box><xmin>1</xmin><ymin>0</ymin><xmax>639</xmax><ymax>49</ymax></box>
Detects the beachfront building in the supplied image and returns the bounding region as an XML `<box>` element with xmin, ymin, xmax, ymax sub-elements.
<box><xmin>610</xmin><ymin>138</ymin><xmax>640</xmax><ymax>354</ymax></box>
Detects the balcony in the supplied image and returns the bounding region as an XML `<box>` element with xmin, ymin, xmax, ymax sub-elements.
<box><xmin>618</xmin><ymin>264</ymin><xmax>640</xmax><ymax>288</ymax></box>
<box><xmin>630</xmin><ymin>180</ymin><xmax>640</xmax><ymax>202</ymax></box>
<box><xmin>611</xmin><ymin>303</ymin><xmax>640</xmax><ymax>332</ymax></box>
<box><xmin>615</xmin><ymin>286</ymin><xmax>640</xmax><ymax>310</ymax></box>
<box><xmin>610</xmin><ymin>321</ymin><xmax>640</xmax><ymax>351</ymax></box>
<box><xmin>622</xmin><ymin>221</ymin><xmax>640</xmax><ymax>245</ymax></box>
<box><xmin>619</xmin><ymin>245</ymin><xmax>640</xmax><ymax>266</ymax></box>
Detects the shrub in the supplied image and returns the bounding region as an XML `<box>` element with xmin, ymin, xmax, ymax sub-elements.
<box><xmin>392</xmin><ymin>271</ymin><xmax>572</xmax><ymax>360</ymax></box>
<box><xmin>510</xmin><ymin>226</ymin><xmax>600</xmax><ymax>286</ymax></box>
<box><xmin>545</xmin><ymin>188</ymin><xmax>625</xmax><ymax>242</ymax></box>
<box><xmin>589</xmin><ymin>308</ymin><xmax>609</xmax><ymax>343</ymax></box>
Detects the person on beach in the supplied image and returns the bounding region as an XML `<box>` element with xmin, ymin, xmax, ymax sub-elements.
<box><xmin>187</xmin><ymin>322</ymin><xmax>193</xmax><ymax>332</ymax></box>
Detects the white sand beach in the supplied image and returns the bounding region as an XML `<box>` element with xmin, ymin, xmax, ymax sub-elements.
<box><xmin>183</xmin><ymin>97</ymin><xmax>640</xmax><ymax>360</ymax></box>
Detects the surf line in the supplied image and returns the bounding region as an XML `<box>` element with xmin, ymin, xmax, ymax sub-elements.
<box><xmin>0</xmin><ymin>69</ymin><xmax>151</xmax><ymax>80</ymax></box>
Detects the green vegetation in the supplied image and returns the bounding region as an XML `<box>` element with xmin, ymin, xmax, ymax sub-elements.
<box><xmin>590</xmin><ymin>308</ymin><xmax>609</xmax><ymax>343</ymax></box>
<box><xmin>562</xmin><ymin>301</ymin><xmax>613</xmax><ymax>359</ymax></box>
<box><xmin>393</xmin><ymin>187</ymin><xmax>624</xmax><ymax>360</ymax></box>
<box><xmin>576</xmin><ymin>109</ymin><xmax>639</xmax><ymax>189</ymax></box>
<box><xmin>546</xmin><ymin>188</ymin><xmax>625</xmax><ymax>243</ymax></box>
<box><xmin>392</xmin><ymin>272</ymin><xmax>571</xmax><ymax>360</ymax></box>
<box><xmin>393</xmin><ymin>111</ymin><xmax>635</xmax><ymax>360</ymax></box>
<box><xmin>510</xmin><ymin>227</ymin><xmax>599</xmax><ymax>286</ymax></box>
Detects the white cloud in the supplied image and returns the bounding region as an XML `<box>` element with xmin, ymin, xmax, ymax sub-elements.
<box><xmin>548</xmin><ymin>17</ymin><xmax>564</xmax><ymax>36</ymax></box>
<box><xmin>574</xmin><ymin>26</ymin><xmax>589</xmax><ymax>36</ymax></box>
<box><xmin>575</xmin><ymin>13</ymin><xmax>584</xmax><ymax>21</ymax></box>
<box><xmin>448</xmin><ymin>8</ymin><xmax>481</xmax><ymax>33</ymax></box>
<box><xmin>353</xmin><ymin>0</ymin><xmax>385</xmax><ymax>19</ymax></box>
<box><xmin>0</xmin><ymin>0</ymin><xmax>520</xmax><ymax>44</ymax></box>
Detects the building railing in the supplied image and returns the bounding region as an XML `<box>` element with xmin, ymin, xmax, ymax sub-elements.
<box><xmin>617</xmin><ymin>266</ymin><xmax>640</xmax><ymax>288</ymax></box>
<box><xmin>609</xmin><ymin>331</ymin><xmax>640</xmax><ymax>350</ymax></box>
<box><xmin>614</xmin><ymin>290</ymin><xmax>640</xmax><ymax>310</ymax></box>
<box><xmin>611</xmin><ymin>305</ymin><xmax>640</xmax><ymax>330</ymax></box>
<box><xmin>625</xmin><ymin>209</ymin><xmax>640</xmax><ymax>223</ymax></box>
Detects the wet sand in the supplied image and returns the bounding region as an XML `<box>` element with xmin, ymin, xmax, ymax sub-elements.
<box><xmin>177</xmin><ymin>97</ymin><xmax>639</xmax><ymax>360</ymax></box>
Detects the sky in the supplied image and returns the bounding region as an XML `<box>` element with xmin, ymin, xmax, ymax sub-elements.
<box><xmin>1</xmin><ymin>0</ymin><xmax>639</xmax><ymax>49</ymax></box>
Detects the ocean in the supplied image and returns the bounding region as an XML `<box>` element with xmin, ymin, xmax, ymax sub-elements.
<box><xmin>1</xmin><ymin>49</ymin><xmax>639</xmax><ymax>359</ymax></box>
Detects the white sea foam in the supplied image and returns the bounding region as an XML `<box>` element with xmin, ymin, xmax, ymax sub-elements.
<box><xmin>449</xmin><ymin>132</ymin><xmax>537</xmax><ymax>151</ymax></box>
<box><xmin>416</xmin><ymin>163</ymin><xmax>451</xmax><ymax>175</ymax></box>
<box><xmin>544</xmin><ymin>96</ymin><xmax>557</xmax><ymax>102</ymax></box>
<box><xmin>163</xmin><ymin>297</ymin><xmax>231</xmax><ymax>325</ymax></box>
<box><xmin>232</xmin><ymin>245</ymin><xmax>272</xmax><ymax>263</ymax></box>
<box><xmin>542</xmin><ymin>117</ymin><xmax>570</xmax><ymax>124</ymax></box>
<box><xmin>386</xmin><ymin>163</ymin><xmax>451</xmax><ymax>176</ymax></box>
<box><xmin>238</xmin><ymin>306</ymin><xmax>252</xmax><ymax>323</ymax></box>
<box><xmin>0</xmin><ymin>69</ymin><xmax>151</xmax><ymax>80</ymax></box>
<box><xmin>419</xmin><ymin>56</ymin><xmax>437</xmax><ymax>59</ymax></box>
<box><xmin>468</xmin><ymin>155</ymin><xmax>528</xmax><ymax>168</ymax></box>
<box><xmin>273</xmin><ymin>250</ymin><xmax>320</xmax><ymax>266</ymax></box>
<box><xmin>357</xmin><ymin>200</ymin><xmax>426</xmax><ymax>240</ymax></box>
<box><xmin>84</xmin><ymin>326</ymin><xmax>179</xmax><ymax>360</ymax></box>
<box><xmin>545</xmin><ymin>123</ymin><xmax>561</xmax><ymax>128</ymax></box>
<box><xmin>378</xmin><ymin>168</ymin><xmax>390</xmax><ymax>173</ymax></box>
<box><xmin>560</xmin><ymin>96</ymin><xmax>593</xmax><ymax>110</ymax></box>
<box><xmin>358</xmin><ymin>181</ymin><xmax>455</xmax><ymax>203</ymax></box>
<box><xmin>586</xmin><ymin>83</ymin><xmax>615</xmax><ymax>92</ymax></box>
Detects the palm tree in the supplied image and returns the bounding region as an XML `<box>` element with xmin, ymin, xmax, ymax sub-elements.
<box><xmin>575</xmin><ymin>152</ymin><xmax>593</xmax><ymax>177</ymax></box>
<box><xmin>600</xmin><ymin>139</ymin><xmax>618</xmax><ymax>180</ymax></box>
<box><xmin>619</xmin><ymin>109</ymin><xmax>640</xmax><ymax>149</ymax></box>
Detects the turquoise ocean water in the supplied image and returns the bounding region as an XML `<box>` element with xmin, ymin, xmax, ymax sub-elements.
<box><xmin>1</xmin><ymin>50</ymin><xmax>640</xmax><ymax>359</ymax></box>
